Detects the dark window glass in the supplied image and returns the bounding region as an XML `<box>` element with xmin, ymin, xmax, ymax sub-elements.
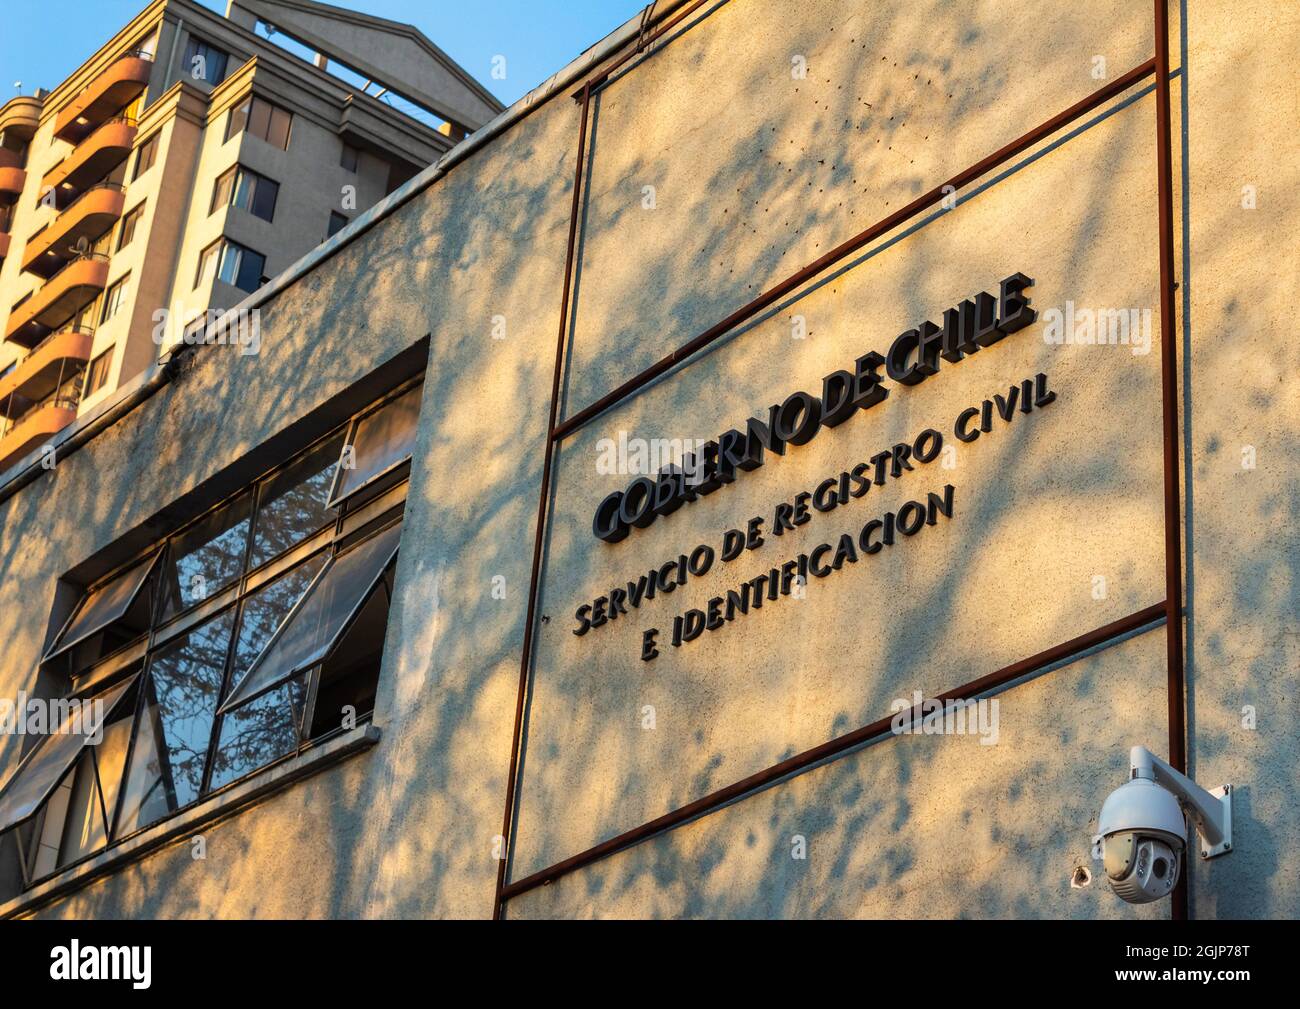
<box><xmin>227</xmin><ymin>553</ymin><xmax>327</xmax><ymax>692</ymax></box>
<box><xmin>116</xmin><ymin>612</ymin><xmax>235</xmax><ymax>833</ymax></box>
<box><xmin>308</xmin><ymin>576</ymin><xmax>389</xmax><ymax>737</ymax></box>
<box><xmin>220</xmin><ymin>522</ymin><xmax>399</xmax><ymax>711</ymax></box>
<box><xmin>182</xmin><ymin>38</ymin><xmax>230</xmax><ymax>85</ymax></box>
<box><xmin>249</xmin><ymin>174</ymin><xmax>277</xmax><ymax>221</ymax></box>
<box><xmin>208</xmin><ymin>676</ymin><xmax>306</xmax><ymax>791</ymax></box>
<box><xmin>327</xmin><ymin>211</ymin><xmax>348</xmax><ymax>238</ymax></box>
<box><xmin>234</xmin><ymin>246</ymin><xmax>265</xmax><ymax>292</ymax></box>
<box><xmin>157</xmin><ymin>495</ymin><xmax>252</xmax><ymax>619</ymax></box>
<box><xmin>100</xmin><ymin>275</ymin><xmax>130</xmax><ymax>324</ymax></box>
<box><xmin>250</xmin><ymin>432</ymin><xmax>346</xmax><ymax>567</ymax></box>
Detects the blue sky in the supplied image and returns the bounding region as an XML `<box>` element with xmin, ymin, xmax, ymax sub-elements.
<box><xmin>0</xmin><ymin>0</ymin><xmax>644</xmax><ymax>108</ymax></box>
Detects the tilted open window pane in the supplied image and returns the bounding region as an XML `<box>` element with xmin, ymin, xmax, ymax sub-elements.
<box><xmin>227</xmin><ymin>553</ymin><xmax>328</xmax><ymax>694</ymax></box>
<box><xmin>329</xmin><ymin>385</ymin><xmax>421</xmax><ymax>506</ymax></box>
<box><xmin>219</xmin><ymin>522</ymin><xmax>400</xmax><ymax>713</ymax></box>
<box><xmin>115</xmin><ymin>611</ymin><xmax>234</xmax><ymax>834</ymax></box>
<box><xmin>0</xmin><ymin>677</ymin><xmax>135</xmax><ymax>835</ymax></box>
<box><xmin>44</xmin><ymin>556</ymin><xmax>158</xmax><ymax>664</ymax></box>
<box><xmin>157</xmin><ymin>495</ymin><xmax>252</xmax><ymax>620</ymax></box>
<box><xmin>208</xmin><ymin>676</ymin><xmax>307</xmax><ymax>791</ymax></box>
<box><xmin>250</xmin><ymin>432</ymin><xmax>346</xmax><ymax>568</ymax></box>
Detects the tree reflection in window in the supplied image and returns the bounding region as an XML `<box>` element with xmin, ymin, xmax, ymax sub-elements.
<box><xmin>249</xmin><ymin>432</ymin><xmax>346</xmax><ymax>569</ymax></box>
<box><xmin>116</xmin><ymin>611</ymin><xmax>235</xmax><ymax>833</ymax></box>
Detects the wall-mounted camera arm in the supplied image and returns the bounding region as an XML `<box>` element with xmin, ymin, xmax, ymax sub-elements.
<box><xmin>1130</xmin><ymin>746</ymin><xmax>1233</xmax><ymax>858</ymax></box>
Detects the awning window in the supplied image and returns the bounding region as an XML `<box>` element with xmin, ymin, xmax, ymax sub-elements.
<box><xmin>0</xmin><ymin>676</ymin><xmax>136</xmax><ymax>835</ymax></box>
<box><xmin>219</xmin><ymin>522</ymin><xmax>400</xmax><ymax>713</ymax></box>
<box><xmin>43</xmin><ymin>554</ymin><xmax>159</xmax><ymax>666</ymax></box>
<box><xmin>327</xmin><ymin>384</ymin><xmax>421</xmax><ymax>507</ymax></box>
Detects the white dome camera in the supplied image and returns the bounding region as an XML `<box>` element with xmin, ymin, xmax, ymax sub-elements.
<box><xmin>1092</xmin><ymin>746</ymin><xmax>1233</xmax><ymax>905</ymax></box>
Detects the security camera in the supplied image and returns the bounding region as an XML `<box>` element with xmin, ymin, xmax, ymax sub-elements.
<box><xmin>1092</xmin><ymin>746</ymin><xmax>1233</xmax><ymax>904</ymax></box>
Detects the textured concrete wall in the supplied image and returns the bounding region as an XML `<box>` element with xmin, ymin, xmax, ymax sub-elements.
<box><xmin>1182</xmin><ymin>0</ymin><xmax>1300</xmax><ymax>919</ymax></box>
<box><xmin>0</xmin><ymin>0</ymin><xmax>1295</xmax><ymax>920</ymax></box>
<box><xmin>1</xmin><ymin>80</ymin><xmax>578</xmax><ymax>919</ymax></box>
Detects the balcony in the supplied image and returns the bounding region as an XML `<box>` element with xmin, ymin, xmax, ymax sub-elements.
<box><xmin>4</xmin><ymin>253</ymin><xmax>109</xmax><ymax>348</ymax></box>
<box><xmin>0</xmin><ymin>95</ymin><xmax>41</xmax><ymax>142</ymax></box>
<box><xmin>0</xmin><ymin>398</ymin><xmax>79</xmax><ymax>474</ymax></box>
<box><xmin>54</xmin><ymin>52</ymin><xmax>153</xmax><ymax>143</ymax></box>
<box><xmin>0</xmin><ymin>146</ymin><xmax>25</xmax><ymax>200</ymax></box>
<box><xmin>22</xmin><ymin>184</ymin><xmax>125</xmax><ymax>278</ymax></box>
<box><xmin>0</xmin><ymin>326</ymin><xmax>94</xmax><ymax>413</ymax></box>
<box><xmin>41</xmin><ymin>118</ymin><xmax>137</xmax><ymax>204</ymax></box>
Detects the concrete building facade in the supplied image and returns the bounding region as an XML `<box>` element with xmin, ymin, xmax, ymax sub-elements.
<box><xmin>0</xmin><ymin>0</ymin><xmax>1295</xmax><ymax>920</ymax></box>
<box><xmin>0</xmin><ymin>0</ymin><xmax>501</xmax><ymax>474</ymax></box>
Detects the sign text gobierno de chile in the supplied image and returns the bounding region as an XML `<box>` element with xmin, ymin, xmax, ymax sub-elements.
<box><xmin>572</xmin><ymin>272</ymin><xmax>1057</xmax><ymax>661</ymax></box>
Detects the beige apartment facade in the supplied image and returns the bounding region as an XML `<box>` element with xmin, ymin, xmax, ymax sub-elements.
<box><xmin>0</xmin><ymin>0</ymin><xmax>502</xmax><ymax>474</ymax></box>
<box><xmin>0</xmin><ymin>0</ymin><xmax>1295</xmax><ymax>922</ymax></box>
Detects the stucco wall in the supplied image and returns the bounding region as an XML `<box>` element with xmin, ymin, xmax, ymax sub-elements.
<box><xmin>0</xmin><ymin>0</ymin><xmax>1295</xmax><ymax>920</ymax></box>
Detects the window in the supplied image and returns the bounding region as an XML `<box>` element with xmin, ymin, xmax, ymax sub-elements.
<box><xmin>327</xmin><ymin>211</ymin><xmax>348</xmax><ymax>238</ymax></box>
<box><xmin>211</xmin><ymin>165</ymin><xmax>278</xmax><ymax>222</ymax></box>
<box><xmin>328</xmin><ymin>383</ymin><xmax>422</xmax><ymax>506</ymax></box>
<box><xmin>225</xmin><ymin>95</ymin><xmax>292</xmax><ymax>151</ymax></box>
<box><xmin>196</xmin><ymin>238</ymin><xmax>266</xmax><ymax>294</ymax></box>
<box><xmin>133</xmin><ymin>133</ymin><xmax>159</xmax><ymax>179</ymax></box>
<box><xmin>100</xmin><ymin>274</ymin><xmax>130</xmax><ymax>324</ymax></box>
<box><xmin>340</xmin><ymin>143</ymin><xmax>359</xmax><ymax>173</ymax></box>
<box><xmin>0</xmin><ymin>382</ymin><xmax>421</xmax><ymax>886</ymax></box>
<box><xmin>82</xmin><ymin>346</ymin><xmax>114</xmax><ymax>397</ymax></box>
<box><xmin>182</xmin><ymin>37</ymin><xmax>230</xmax><ymax>86</ymax></box>
<box><xmin>117</xmin><ymin>203</ymin><xmax>145</xmax><ymax>250</ymax></box>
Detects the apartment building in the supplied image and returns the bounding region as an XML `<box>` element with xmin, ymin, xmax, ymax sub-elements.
<box><xmin>0</xmin><ymin>0</ymin><xmax>502</xmax><ymax>475</ymax></box>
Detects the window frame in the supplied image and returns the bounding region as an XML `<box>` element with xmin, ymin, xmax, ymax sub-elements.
<box><xmin>99</xmin><ymin>273</ymin><xmax>130</xmax><ymax>325</ymax></box>
<box><xmin>7</xmin><ymin>379</ymin><xmax>423</xmax><ymax>887</ymax></box>
<box><xmin>211</xmin><ymin>164</ymin><xmax>279</xmax><ymax>222</ymax></box>
<box><xmin>82</xmin><ymin>346</ymin><xmax>115</xmax><ymax>398</ymax></box>
<box><xmin>116</xmin><ymin>202</ymin><xmax>145</xmax><ymax>251</ymax></box>
<box><xmin>132</xmin><ymin>132</ymin><xmax>159</xmax><ymax>180</ymax></box>
<box><xmin>182</xmin><ymin>37</ymin><xmax>231</xmax><ymax>86</ymax></box>
<box><xmin>225</xmin><ymin>95</ymin><xmax>292</xmax><ymax>151</ymax></box>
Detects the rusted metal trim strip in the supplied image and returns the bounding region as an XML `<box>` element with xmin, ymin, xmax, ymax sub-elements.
<box><xmin>493</xmin><ymin>83</ymin><xmax>595</xmax><ymax>920</ymax></box>
<box><xmin>552</xmin><ymin>57</ymin><xmax>1158</xmax><ymax>442</ymax></box>
<box><xmin>501</xmin><ymin>602</ymin><xmax>1167</xmax><ymax>904</ymax></box>
<box><xmin>1153</xmin><ymin>0</ymin><xmax>1188</xmax><ymax>922</ymax></box>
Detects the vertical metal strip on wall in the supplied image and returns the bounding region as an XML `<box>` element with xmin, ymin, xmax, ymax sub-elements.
<box><xmin>1153</xmin><ymin>0</ymin><xmax>1189</xmax><ymax>922</ymax></box>
<box><xmin>492</xmin><ymin>82</ymin><xmax>594</xmax><ymax>921</ymax></box>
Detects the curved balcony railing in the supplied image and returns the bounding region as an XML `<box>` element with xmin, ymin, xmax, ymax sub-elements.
<box><xmin>41</xmin><ymin>117</ymin><xmax>138</xmax><ymax>201</ymax></box>
<box><xmin>0</xmin><ymin>147</ymin><xmax>24</xmax><ymax>200</ymax></box>
<box><xmin>0</xmin><ymin>396</ymin><xmax>81</xmax><ymax>473</ymax></box>
<box><xmin>3</xmin><ymin>252</ymin><xmax>109</xmax><ymax>347</ymax></box>
<box><xmin>0</xmin><ymin>325</ymin><xmax>94</xmax><ymax>412</ymax></box>
<box><xmin>54</xmin><ymin>50</ymin><xmax>154</xmax><ymax>143</ymax></box>
<box><xmin>22</xmin><ymin>183</ymin><xmax>125</xmax><ymax>277</ymax></box>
